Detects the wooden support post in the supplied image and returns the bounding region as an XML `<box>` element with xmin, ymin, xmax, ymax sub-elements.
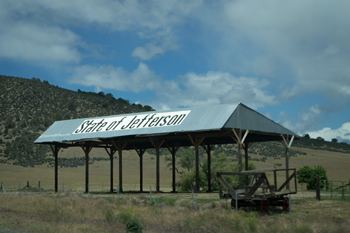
<box><xmin>135</xmin><ymin>148</ymin><xmax>146</xmax><ymax>192</ymax></box>
<box><xmin>140</xmin><ymin>152</ymin><xmax>143</xmax><ymax>192</ymax></box>
<box><xmin>232</xmin><ymin>129</ymin><xmax>245</xmax><ymax>189</ymax></box>
<box><xmin>285</xmin><ymin>135</ymin><xmax>290</xmax><ymax>190</ymax></box>
<box><xmin>149</xmin><ymin>138</ymin><xmax>165</xmax><ymax>192</ymax></box>
<box><xmin>119</xmin><ymin>148</ymin><xmax>123</xmax><ymax>193</ymax></box>
<box><xmin>172</xmin><ymin>146</ymin><xmax>176</xmax><ymax>193</ymax></box>
<box><xmin>156</xmin><ymin>147</ymin><xmax>160</xmax><ymax>192</ymax></box>
<box><xmin>50</xmin><ymin>145</ymin><xmax>61</xmax><ymax>193</ymax></box>
<box><xmin>111</xmin><ymin>140</ymin><xmax>127</xmax><ymax>194</ymax></box>
<box><xmin>238</xmin><ymin>129</ymin><xmax>242</xmax><ymax>189</ymax></box>
<box><xmin>244</xmin><ymin>143</ymin><xmax>249</xmax><ymax>186</ymax></box>
<box><xmin>195</xmin><ymin>142</ymin><xmax>199</xmax><ymax>192</ymax></box>
<box><xmin>110</xmin><ymin>148</ymin><xmax>114</xmax><ymax>193</ymax></box>
<box><xmin>86</xmin><ymin>150</ymin><xmax>89</xmax><ymax>194</ymax></box>
<box><xmin>207</xmin><ymin>144</ymin><xmax>212</xmax><ymax>192</ymax></box>
<box><xmin>188</xmin><ymin>134</ymin><xmax>205</xmax><ymax>192</ymax></box>
<box><xmin>55</xmin><ymin>148</ymin><xmax>58</xmax><ymax>193</ymax></box>
<box><xmin>282</xmin><ymin>134</ymin><xmax>294</xmax><ymax>190</ymax></box>
<box><xmin>316</xmin><ymin>175</ymin><xmax>320</xmax><ymax>200</ymax></box>
<box><xmin>81</xmin><ymin>145</ymin><xmax>92</xmax><ymax>194</ymax></box>
<box><xmin>105</xmin><ymin>147</ymin><xmax>116</xmax><ymax>193</ymax></box>
<box><xmin>201</xmin><ymin>143</ymin><xmax>215</xmax><ymax>192</ymax></box>
<box><xmin>166</xmin><ymin>144</ymin><xmax>179</xmax><ymax>193</ymax></box>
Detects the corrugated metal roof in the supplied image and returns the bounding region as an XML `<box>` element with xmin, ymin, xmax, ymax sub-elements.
<box><xmin>34</xmin><ymin>103</ymin><xmax>298</xmax><ymax>144</ymax></box>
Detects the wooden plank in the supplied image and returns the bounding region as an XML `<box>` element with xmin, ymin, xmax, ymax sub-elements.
<box><xmin>278</xmin><ymin>171</ymin><xmax>296</xmax><ymax>191</ymax></box>
<box><xmin>241</xmin><ymin>168</ymin><xmax>276</xmax><ymax>174</ymax></box>
<box><xmin>241</xmin><ymin>130</ymin><xmax>249</xmax><ymax>144</ymax></box>
<box><xmin>217</xmin><ymin>168</ymin><xmax>275</xmax><ymax>176</ymax></box>
<box><xmin>216</xmin><ymin>175</ymin><xmax>237</xmax><ymax>198</ymax></box>
<box><xmin>244</xmin><ymin>174</ymin><xmax>266</xmax><ymax>199</ymax></box>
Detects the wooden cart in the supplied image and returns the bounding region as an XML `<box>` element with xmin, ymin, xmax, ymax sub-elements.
<box><xmin>217</xmin><ymin>168</ymin><xmax>297</xmax><ymax>213</ymax></box>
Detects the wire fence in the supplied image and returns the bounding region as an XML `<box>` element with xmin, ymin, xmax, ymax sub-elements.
<box><xmin>319</xmin><ymin>180</ymin><xmax>350</xmax><ymax>200</ymax></box>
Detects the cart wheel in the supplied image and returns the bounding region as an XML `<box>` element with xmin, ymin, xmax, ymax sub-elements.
<box><xmin>231</xmin><ymin>199</ymin><xmax>236</xmax><ymax>209</ymax></box>
<box><xmin>260</xmin><ymin>200</ymin><xmax>269</xmax><ymax>214</ymax></box>
<box><xmin>283</xmin><ymin>197</ymin><xmax>289</xmax><ymax>212</ymax></box>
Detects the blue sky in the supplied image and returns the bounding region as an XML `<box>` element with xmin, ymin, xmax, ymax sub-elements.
<box><xmin>1</xmin><ymin>0</ymin><xmax>350</xmax><ymax>143</ymax></box>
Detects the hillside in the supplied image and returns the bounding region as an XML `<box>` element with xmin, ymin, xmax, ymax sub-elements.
<box><xmin>0</xmin><ymin>75</ymin><xmax>154</xmax><ymax>167</ymax></box>
<box><xmin>1</xmin><ymin>74</ymin><xmax>350</xmax><ymax>170</ymax></box>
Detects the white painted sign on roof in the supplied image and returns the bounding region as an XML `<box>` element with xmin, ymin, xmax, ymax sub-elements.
<box><xmin>73</xmin><ymin>110</ymin><xmax>191</xmax><ymax>134</ymax></box>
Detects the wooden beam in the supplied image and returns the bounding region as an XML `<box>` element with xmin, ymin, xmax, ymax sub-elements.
<box><xmin>50</xmin><ymin>144</ymin><xmax>61</xmax><ymax>193</ymax></box>
<box><xmin>188</xmin><ymin>134</ymin><xmax>195</xmax><ymax>146</ymax></box>
<box><xmin>232</xmin><ymin>129</ymin><xmax>249</xmax><ymax>149</ymax></box>
<box><xmin>241</xmin><ymin>130</ymin><xmax>249</xmax><ymax>144</ymax></box>
<box><xmin>134</xmin><ymin>147</ymin><xmax>146</xmax><ymax>192</ymax></box>
<box><xmin>111</xmin><ymin>140</ymin><xmax>128</xmax><ymax>193</ymax></box>
<box><xmin>278</xmin><ymin>171</ymin><xmax>296</xmax><ymax>191</ymax></box>
<box><xmin>149</xmin><ymin>138</ymin><xmax>166</xmax><ymax>192</ymax></box>
<box><xmin>247</xmin><ymin>142</ymin><xmax>254</xmax><ymax>149</ymax></box>
<box><xmin>84</xmin><ymin>145</ymin><xmax>91</xmax><ymax>193</ymax></box>
<box><xmin>281</xmin><ymin>134</ymin><xmax>289</xmax><ymax>149</ymax></box>
<box><xmin>288</xmin><ymin>135</ymin><xmax>295</xmax><ymax>148</ymax></box>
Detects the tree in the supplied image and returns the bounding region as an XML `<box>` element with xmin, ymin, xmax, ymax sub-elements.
<box><xmin>177</xmin><ymin>148</ymin><xmax>195</xmax><ymax>172</ymax></box>
<box><xmin>303</xmin><ymin>134</ymin><xmax>311</xmax><ymax>139</ymax></box>
<box><xmin>331</xmin><ymin>138</ymin><xmax>338</xmax><ymax>143</ymax></box>
<box><xmin>316</xmin><ymin>136</ymin><xmax>325</xmax><ymax>141</ymax></box>
<box><xmin>105</xmin><ymin>93</ymin><xmax>114</xmax><ymax>100</ymax></box>
<box><xmin>173</xmin><ymin>150</ymin><xmax>256</xmax><ymax>192</ymax></box>
<box><xmin>297</xmin><ymin>165</ymin><xmax>328</xmax><ymax>190</ymax></box>
<box><xmin>143</xmin><ymin>105</ymin><xmax>154</xmax><ymax>111</ymax></box>
<box><xmin>97</xmin><ymin>91</ymin><xmax>105</xmax><ymax>97</ymax></box>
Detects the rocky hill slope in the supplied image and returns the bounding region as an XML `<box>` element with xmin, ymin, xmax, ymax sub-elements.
<box><xmin>0</xmin><ymin>75</ymin><xmax>154</xmax><ymax>167</ymax></box>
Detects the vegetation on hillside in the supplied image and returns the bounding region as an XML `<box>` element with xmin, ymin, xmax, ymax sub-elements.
<box><xmin>0</xmin><ymin>75</ymin><xmax>154</xmax><ymax>167</ymax></box>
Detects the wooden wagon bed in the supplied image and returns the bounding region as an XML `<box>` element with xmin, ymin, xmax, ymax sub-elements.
<box><xmin>217</xmin><ymin>168</ymin><xmax>297</xmax><ymax>212</ymax></box>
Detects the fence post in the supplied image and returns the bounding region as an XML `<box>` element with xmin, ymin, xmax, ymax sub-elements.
<box><xmin>316</xmin><ymin>175</ymin><xmax>320</xmax><ymax>200</ymax></box>
<box><xmin>331</xmin><ymin>181</ymin><xmax>333</xmax><ymax>199</ymax></box>
<box><xmin>150</xmin><ymin>186</ymin><xmax>152</xmax><ymax>204</ymax></box>
<box><xmin>39</xmin><ymin>181</ymin><xmax>41</xmax><ymax>194</ymax></box>
<box><xmin>235</xmin><ymin>192</ymin><xmax>238</xmax><ymax>211</ymax></box>
<box><xmin>289</xmin><ymin>194</ymin><xmax>291</xmax><ymax>216</ymax></box>
<box><xmin>192</xmin><ymin>189</ymin><xmax>194</xmax><ymax>207</ymax></box>
<box><xmin>19</xmin><ymin>183</ymin><xmax>20</xmax><ymax>192</ymax></box>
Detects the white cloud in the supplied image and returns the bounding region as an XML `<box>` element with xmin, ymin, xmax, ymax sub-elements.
<box><xmin>0</xmin><ymin>20</ymin><xmax>81</xmax><ymax>63</ymax></box>
<box><xmin>0</xmin><ymin>0</ymin><xmax>203</xmax><ymax>63</ymax></box>
<box><xmin>131</xmin><ymin>37</ymin><xmax>178</xmax><ymax>60</ymax></box>
<box><xmin>69</xmin><ymin>63</ymin><xmax>277</xmax><ymax>110</ymax></box>
<box><xmin>69</xmin><ymin>62</ymin><xmax>161</xmax><ymax>93</ymax></box>
<box><xmin>307</xmin><ymin>122</ymin><xmax>350</xmax><ymax>143</ymax></box>
<box><xmin>221</xmin><ymin>0</ymin><xmax>350</xmax><ymax>102</ymax></box>
<box><xmin>278</xmin><ymin>105</ymin><xmax>326</xmax><ymax>135</ymax></box>
<box><xmin>151</xmin><ymin>71</ymin><xmax>277</xmax><ymax>110</ymax></box>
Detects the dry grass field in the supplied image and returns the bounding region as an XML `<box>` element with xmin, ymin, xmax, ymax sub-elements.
<box><xmin>0</xmin><ymin>146</ymin><xmax>350</xmax><ymax>232</ymax></box>
<box><xmin>0</xmin><ymin>146</ymin><xmax>349</xmax><ymax>192</ymax></box>
<box><xmin>0</xmin><ymin>191</ymin><xmax>349</xmax><ymax>233</ymax></box>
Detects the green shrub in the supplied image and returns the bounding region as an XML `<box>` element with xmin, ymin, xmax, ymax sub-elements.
<box><xmin>118</xmin><ymin>209</ymin><xmax>143</xmax><ymax>233</ymax></box>
<box><xmin>297</xmin><ymin>165</ymin><xmax>328</xmax><ymax>190</ymax></box>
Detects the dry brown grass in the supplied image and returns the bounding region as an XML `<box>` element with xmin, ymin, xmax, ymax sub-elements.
<box><xmin>0</xmin><ymin>192</ymin><xmax>349</xmax><ymax>233</ymax></box>
<box><xmin>1</xmin><ymin>146</ymin><xmax>349</xmax><ymax>193</ymax></box>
